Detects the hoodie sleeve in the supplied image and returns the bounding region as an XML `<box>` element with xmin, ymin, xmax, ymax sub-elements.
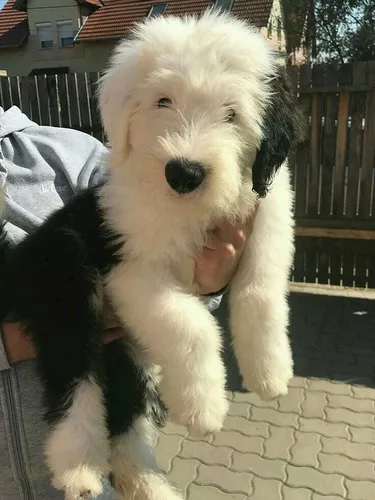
<box><xmin>0</xmin><ymin>327</ymin><xmax>10</xmax><ymax>371</ymax></box>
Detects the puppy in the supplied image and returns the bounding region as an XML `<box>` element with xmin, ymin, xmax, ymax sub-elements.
<box><xmin>0</xmin><ymin>10</ymin><xmax>303</xmax><ymax>500</ymax></box>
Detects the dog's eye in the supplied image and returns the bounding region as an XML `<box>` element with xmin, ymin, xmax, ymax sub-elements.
<box><xmin>225</xmin><ymin>109</ymin><xmax>236</xmax><ymax>123</ymax></box>
<box><xmin>158</xmin><ymin>97</ymin><xmax>173</xmax><ymax>109</ymax></box>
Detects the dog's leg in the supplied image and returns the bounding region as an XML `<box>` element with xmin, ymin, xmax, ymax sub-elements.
<box><xmin>107</xmin><ymin>263</ymin><xmax>228</xmax><ymax>435</ymax></box>
<box><xmin>104</xmin><ymin>338</ymin><xmax>177</xmax><ymax>499</ymax></box>
<box><xmin>111</xmin><ymin>416</ymin><xmax>183</xmax><ymax>500</ymax></box>
<box><xmin>45</xmin><ymin>371</ymin><xmax>110</xmax><ymax>500</ymax></box>
<box><xmin>230</xmin><ymin>171</ymin><xmax>294</xmax><ymax>399</ymax></box>
<box><xmin>31</xmin><ymin>283</ymin><xmax>110</xmax><ymax>498</ymax></box>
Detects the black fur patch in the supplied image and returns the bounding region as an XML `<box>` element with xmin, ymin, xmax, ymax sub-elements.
<box><xmin>252</xmin><ymin>62</ymin><xmax>305</xmax><ymax>198</ymax></box>
<box><xmin>0</xmin><ymin>186</ymin><xmax>166</xmax><ymax>433</ymax></box>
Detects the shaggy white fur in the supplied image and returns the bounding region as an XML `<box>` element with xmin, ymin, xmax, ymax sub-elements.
<box><xmin>99</xmin><ymin>8</ymin><xmax>295</xmax><ymax>437</ymax></box>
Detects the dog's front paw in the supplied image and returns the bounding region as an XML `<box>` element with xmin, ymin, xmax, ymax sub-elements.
<box><xmin>161</xmin><ymin>381</ymin><xmax>228</xmax><ymax>435</ymax></box>
<box><xmin>52</xmin><ymin>466</ymin><xmax>104</xmax><ymax>500</ymax></box>
<box><xmin>241</xmin><ymin>353</ymin><xmax>293</xmax><ymax>400</ymax></box>
<box><xmin>177</xmin><ymin>390</ymin><xmax>229</xmax><ymax>436</ymax></box>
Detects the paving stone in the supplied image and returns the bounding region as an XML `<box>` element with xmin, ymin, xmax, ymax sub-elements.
<box><xmin>263</xmin><ymin>426</ymin><xmax>294</xmax><ymax>461</ymax></box>
<box><xmin>277</xmin><ymin>388</ymin><xmax>305</xmax><ymax>413</ymax></box>
<box><xmin>321</xmin><ymin>436</ymin><xmax>375</xmax><ymax>461</ymax></box>
<box><xmin>286</xmin><ymin>464</ymin><xmax>345</xmax><ymax>496</ymax></box>
<box><xmin>308</xmin><ymin>379</ymin><xmax>352</xmax><ymax>396</ymax></box>
<box><xmin>325</xmin><ymin>407</ymin><xmax>375</xmax><ymax>427</ymax></box>
<box><xmin>179</xmin><ymin>440</ymin><xmax>231</xmax><ymax>467</ymax></box>
<box><xmin>319</xmin><ymin>453</ymin><xmax>375</xmax><ymax>481</ymax></box>
<box><xmin>327</xmin><ymin>394</ymin><xmax>375</xmax><ymax>413</ymax></box>
<box><xmin>346</xmin><ymin>479</ymin><xmax>375</xmax><ymax>500</ymax></box>
<box><xmin>283</xmin><ymin>485</ymin><xmax>312</xmax><ymax>500</ymax></box>
<box><xmin>289</xmin><ymin>431</ymin><xmax>320</xmax><ymax>468</ymax></box>
<box><xmin>196</xmin><ymin>463</ymin><xmax>252</xmax><ymax>495</ymax></box>
<box><xmin>228</xmin><ymin>401</ymin><xmax>250</xmax><ymax>418</ymax></box>
<box><xmin>169</xmin><ymin>457</ymin><xmax>199</xmax><ymax>496</ymax></box>
<box><xmin>155</xmin><ymin>433</ymin><xmax>183</xmax><ymax>472</ymax></box>
<box><xmin>188</xmin><ymin>484</ymin><xmax>247</xmax><ymax>500</ymax></box>
<box><xmin>213</xmin><ymin>431</ymin><xmax>264</xmax><ymax>454</ymax></box>
<box><xmin>162</xmin><ymin>421</ymin><xmax>188</xmax><ymax>437</ymax></box>
<box><xmin>299</xmin><ymin>417</ymin><xmax>348</xmax><ymax>438</ymax></box>
<box><xmin>351</xmin><ymin>386</ymin><xmax>375</xmax><ymax>400</ymax></box>
<box><xmin>289</xmin><ymin>376</ymin><xmax>308</xmax><ymax>388</ymax></box>
<box><xmin>232</xmin><ymin>391</ymin><xmax>278</xmax><ymax>409</ymax></box>
<box><xmin>223</xmin><ymin>416</ymin><xmax>269</xmax><ymax>438</ymax></box>
<box><xmin>312</xmin><ymin>495</ymin><xmax>344</xmax><ymax>500</ymax></box>
<box><xmin>301</xmin><ymin>391</ymin><xmax>327</xmax><ymax>419</ymax></box>
<box><xmin>249</xmin><ymin>477</ymin><xmax>282</xmax><ymax>499</ymax></box>
<box><xmin>232</xmin><ymin>451</ymin><xmax>286</xmax><ymax>481</ymax></box>
<box><xmin>350</xmin><ymin>426</ymin><xmax>375</xmax><ymax>444</ymax></box>
<box><xmin>251</xmin><ymin>407</ymin><xmax>298</xmax><ymax>428</ymax></box>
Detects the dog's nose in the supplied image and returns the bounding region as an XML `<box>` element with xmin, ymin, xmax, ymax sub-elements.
<box><xmin>165</xmin><ymin>159</ymin><xmax>206</xmax><ymax>194</ymax></box>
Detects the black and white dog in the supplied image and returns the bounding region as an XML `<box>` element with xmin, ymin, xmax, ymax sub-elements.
<box><xmin>0</xmin><ymin>11</ymin><xmax>303</xmax><ymax>500</ymax></box>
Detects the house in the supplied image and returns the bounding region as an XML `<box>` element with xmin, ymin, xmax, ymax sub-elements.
<box><xmin>0</xmin><ymin>0</ymin><xmax>302</xmax><ymax>77</ymax></box>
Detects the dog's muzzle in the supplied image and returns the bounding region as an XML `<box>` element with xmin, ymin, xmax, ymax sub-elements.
<box><xmin>165</xmin><ymin>158</ymin><xmax>206</xmax><ymax>194</ymax></box>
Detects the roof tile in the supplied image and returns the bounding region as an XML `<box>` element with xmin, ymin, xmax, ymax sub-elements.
<box><xmin>0</xmin><ymin>0</ymin><xmax>28</xmax><ymax>49</ymax></box>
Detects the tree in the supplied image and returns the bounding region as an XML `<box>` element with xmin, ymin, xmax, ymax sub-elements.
<box><xmin>282</xmin><ymin>0</ymin><xmax>375</xmax><ymax>63</ymax></box>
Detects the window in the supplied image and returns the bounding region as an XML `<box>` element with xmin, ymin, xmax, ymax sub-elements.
<box><xmin>57</xmin><ymin>20</ymin><xmax>74</xmax><ymax>48</ymax></box>
<box><xmin>213</xmin><ymin>0</ymin><xmax>234</xmax><ymax>11</ymax></box>
<box><xmin>148</xmin><ymin>3</ymin><xmax>167</xmax><ymax>18</ymax></box>
<box><xmin>36</xmin><ymin>22</ymin><xmax>53</xmax><ymax>50</ymax></box>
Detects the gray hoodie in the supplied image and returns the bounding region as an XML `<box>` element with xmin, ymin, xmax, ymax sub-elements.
<box><xmin>0</xmin><ymin>106</ymin><xmax>222</xmax><ymax>499</ymax></box>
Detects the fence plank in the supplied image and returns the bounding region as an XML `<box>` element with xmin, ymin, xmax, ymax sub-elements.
<box><xmin>332</xmin><ymin>92</ymin><xmax>349</xmax><ymax>216</ymax></box>
<box><xmin>57</xmin><ymin>74</ymin><xmax>70</xmax><ymax>128</ymax></box>
<box><xmin>0</xmin><ymin>77</ymin><xmax>12</xmax><ymax>110</ymax></box>
<box><xmin>66</xmin><ymin>73</ymin><xmax>80</xmax><ymax>129</ymax></box>
<box><xmin>309</xmin><ymin>64</ymin><xmax>324</xmax><ymax>216</ymax></box>
<box><xmin>36</xmin><ymin>75</ymin><xmax>50</xmax><ymax>125</ymax></box>
<box><xmin>320</xmin><ymin>64</ymin><xmax>338</xmax><ymax>218</ymax></box>
<box><xmin>368</xmin><ymin>62</ymin><xmax>375</xmax><ymax>219</ymax></box>
<box><xmin>295</xmin><ymin>65</ymin><xmax>312</xmax><ymax>219</ymax></box>
<box><xmin>29</xmin><ymin>76</ymin><xmax>40</xmax><ymax>124</ymax></box>
<box><xmin>293</xmin><ymin>237</ymin><xmax>305</xmax><ymax>282</ymax></box>
<box><xmin>88</xmin><ymin>72</ymin><xmax>102</xmax><ymax>141</ymax></box>
<box><xmin>359</xmin><ymin>62</ymin><xmax>375</xmax><ymax>219</ymax></box>
<box><xmin>329</xmin><ymin>239</ymin><xmax>342</xmax><ymax>286</ymax></box>
<box><xmin>9</xmin><ymin>77</ymin><xmax>20</xmax><ymax>108</ymax></box>
<box><xmin>346</xmin><ymin>62</ymin><xmax>366</xmax><ymax>219</ymax></box>
<box><xmin>47</xmin><ymin>75</ymin><xmax>60</xmax><ymax>127</ymax></box>
<box><xmin>76</xmin><ymin>73</ymin><xmax>91</xmax><ymax>134</ymax></box>
<box><xmin>19</xmin><ymin>76</ymin><xmax>30</xmax><ymax>116</ymax></box>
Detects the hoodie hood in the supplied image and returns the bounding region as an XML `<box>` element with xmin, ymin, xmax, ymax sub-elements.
<box><xmin>0</xmin><ymin>106</ymin><xmax>38</xmax><ymax>139</ymax></box>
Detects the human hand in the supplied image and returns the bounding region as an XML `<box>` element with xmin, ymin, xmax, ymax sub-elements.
<box><xmin>194</xmin><ymin>204</ymin><xmax>258</xmax><ymax>295</ymax></box>
<box><xmin>2</xmin><ymin>307</ymin><xmax>125</xmax><ymax>365</ymax></box>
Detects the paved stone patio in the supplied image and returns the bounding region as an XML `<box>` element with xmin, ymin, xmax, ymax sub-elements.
<box><xmin>155</xmin><ymin>285</ymin><xmax>375</xmax><ymax>499</ymax></box>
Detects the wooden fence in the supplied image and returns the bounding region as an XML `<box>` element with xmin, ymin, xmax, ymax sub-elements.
<box><xmin>0</xmin><ymin>72</ymin><xmax>104</xmax><ymax>142</ymax></box>
<box><xmin>288</xmin><ymin>61</ymin><xmax>375</xmax><ymax>288</ymax></box>
<box><xmin>1</xmin><ymin>63</ymin><xmax>375</xmax><ymax>288</ymax></box>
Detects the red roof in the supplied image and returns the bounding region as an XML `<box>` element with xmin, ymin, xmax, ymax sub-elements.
<box><xmin>0</xmin><ymin>0</ymin><xmax>28</xmax><ymax>49</ymax></box>
<box><xmin>0</xmin><ymin>0</ymin><xmax>101</xmax><ymax>49</ymax></box>
<box><xmin>76</xmin><ymin>0</ymin><xmax>274</xmax><ymax>42</ymax></box>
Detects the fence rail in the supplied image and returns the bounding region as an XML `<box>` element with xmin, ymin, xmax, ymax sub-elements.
<box><xmin>1</xmin><ymin>62</ymin><xmax>375</xmax><ymax>288</ymax></box>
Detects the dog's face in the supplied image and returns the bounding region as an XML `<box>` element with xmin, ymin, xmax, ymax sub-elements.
<box><xmin>99</xmin><ymin>11</ymin><xmax>302</xmax><ymax>220</ymax></box>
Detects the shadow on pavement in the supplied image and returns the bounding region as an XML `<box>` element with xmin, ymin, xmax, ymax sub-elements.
<box><xmin>213</xmin><ymin>291</ymin><xmax>375</xmax><ymax>392</ymax></box>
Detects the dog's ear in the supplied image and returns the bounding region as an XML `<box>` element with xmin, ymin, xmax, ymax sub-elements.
<box><xmin>98</xmin><ymin>41</ymin><xmax>142</xmax><ymax>156</ymax></box>
<box><xmin>252</xmin><ymin>61</ymin><xmax>305</xmax><ymax>198</ymax></box>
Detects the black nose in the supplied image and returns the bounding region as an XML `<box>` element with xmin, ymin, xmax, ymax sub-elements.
<box><xmin>165</xmin><ymin>159</ymin><xmax>206</xmax><ymax>194</ymax></box>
